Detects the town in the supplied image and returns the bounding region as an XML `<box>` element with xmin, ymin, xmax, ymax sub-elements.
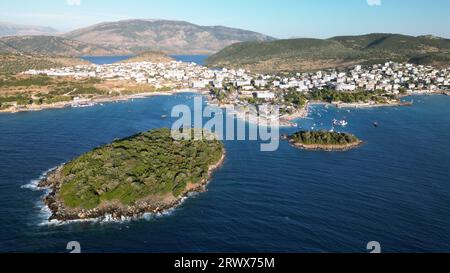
<box><xmin>22</xmin><ymin>59</ymin><xmax>450</xmax><ymax>124</ymax></box>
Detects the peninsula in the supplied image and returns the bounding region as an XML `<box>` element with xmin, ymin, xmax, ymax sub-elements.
<box><xmin>286</xmin><ymin>131</ymin><xmax>363</xmax><ymax>151</ymax></box>
<box><xmin>38</xmin><ymin>128</ymin><xmax>225</xmax><ymax>221</ymax></box>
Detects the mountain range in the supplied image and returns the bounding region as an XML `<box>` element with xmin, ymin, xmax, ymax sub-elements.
<box><xmin>1</xmin><ymin>20</ymin><xmax>450</xmax><ymax>72</ymax></box>
<box><xmin>0</xmin><ymin>35</ymin><xmax>131</xmax><ymax>56</ymax></box>
<box><xmin>0</xmin><ymin>19</ymin><xmax>274</xmax><ymax>56</ymax></box>
<box><xmin>0</xmin><ymin>22</ymin><xmax>58</xmax><ymax>37</ymax></box>
<box><xmin>205</xmin><ymin>33</ymin><xmax>450</xmax><ymax>73</ymax></box>
<box><xmin>62</xmin><ymin>19</ymin><xmax>275</xmax><ymax>54</ymax></box>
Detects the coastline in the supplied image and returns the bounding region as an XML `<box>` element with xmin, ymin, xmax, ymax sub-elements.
<box><xmin>219</xmin><ymin>102</ymin><xmax>308</xmax><ymax>128</ymax></box>
<box><xmin>38</xmin><ymin>149</ymin><xmax>226</xmax><ymax>222</ymax></box>
<box><xmin>282</xmin><ymin>103</ymin><xmax>309</xmax><ymax>121</ymax></box>
<box><xmin>0</xmin><ymin>88</ymin><xmax>208</xmax><ymax>114</ymax></box>
<box><xmin>289</xmin><ymin>139</ymin><xmax>364</xmax><ymax>152</ymax></box>
<box><xmin>333</xmin><ymin>100</ymin><xmax>412</xmax><ymax>109</ymax></box>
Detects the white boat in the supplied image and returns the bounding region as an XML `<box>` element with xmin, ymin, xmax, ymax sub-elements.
<box><xmin>71</xmin><ymin>102</ymin><xmax>97</xmax><ymax>108</ymax></box>
<box><xmin>333</xmin><ymin>119</ymin><xmax>348</xmax><ymax>127</ymax></box>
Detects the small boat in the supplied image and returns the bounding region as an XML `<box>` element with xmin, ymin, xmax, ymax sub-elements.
<box><xmin>373</xmin><ymin>122</ymin><xmax>379</xmax><ymax>128</ymax></box>
<box><xmin>333</xmin><ymin>119</ymin><xmax>348</xmax><ymax>127</ymax></box>
<box><xmin>161</xmin><ymin>115</ymin><xmax>168</xmax><ymax>119</ymax></box>
<box><xmin>71</xmin><ymin>102</ymin><xmax>97</xmax><ymax>108</ymax></box>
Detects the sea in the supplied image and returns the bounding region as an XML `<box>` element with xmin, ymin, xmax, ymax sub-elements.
<box><xmin>0</xmin><ymin>55</ymin><xmax>449</xmax><ymax>253</ymax></box>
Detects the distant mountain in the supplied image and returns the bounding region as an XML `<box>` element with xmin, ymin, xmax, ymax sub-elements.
<box><xmin>206</xmin><ymin>33</ymin><xmax>450</xmax><ymax>73</ymax></box>
<box><xmin>63</xmin><ymin>19</ymin><xmax>275</xmax><ymax>54</ymax></box>
<box><xmin>0</xmin><ymin>22</ymin><xmax>58</xmax><ymax>37</ymax></box>
<box><xmin>0</xmin><ymin>35</ymin><xmax>131</xmax><ymax>56</ymax></box>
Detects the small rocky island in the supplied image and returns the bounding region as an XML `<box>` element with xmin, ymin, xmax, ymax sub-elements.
<box><xmin>38</xmin><ymin>128</ymin><xmax>225</xmax><ymax>221</ymax></box>
<box><xmin>286</xmin><ymin>131</ymin><xmax>363</xmax><ymax>151</ymax></box>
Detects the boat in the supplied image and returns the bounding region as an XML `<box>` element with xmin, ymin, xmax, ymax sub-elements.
<box><xmin>71</xmin><ymin>102</ymin><xmax>97</xmax><ymax>108</ymax></box>
<box><xmin>161</xmin><ymin>115</ymin><xmax>168</xmax><ymax>119</ymax></box>
<box><xmin>333</xmin><ymin>119</ymin><xmax>348</xmax><ymax>127</ymax></box>
<box><xmin>373</xmin><ymin>122</ymin><xmax>379</xmax><ymax>128</ymax></box>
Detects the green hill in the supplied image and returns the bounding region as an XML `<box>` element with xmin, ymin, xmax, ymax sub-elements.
<box><xmin>206</xmin><ymin>38</ymin><xmax>358</xmax><ymax>72</ymax></box>
<box><xmin>0</xmin><ymin>53</ymin><xmax>89</xmax><ymax>75</ymax></box>
<box><xmin>330</xmin><ymin>33</ymin><xmax>450</xmax><ymax>51</ymax></box>
<box><xmin>206</xmin><ymin>33</ymin><xmax>450</xmax><ymax>73</ymax></box>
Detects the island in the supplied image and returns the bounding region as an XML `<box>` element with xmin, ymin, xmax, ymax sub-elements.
<box><xmin>38</xmin><ymin>128</ymin><xmax>225</xmax><ymax>221</ymax></box>
<box><xmin>285</xmin><ymin>131</ymin><xmax>363</xmax><ymax>151</ymax></box>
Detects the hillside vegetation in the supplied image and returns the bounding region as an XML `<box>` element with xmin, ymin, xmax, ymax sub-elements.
<box><xmin>290</xmin><ymin>131</ymin><xmax>360</xmax><ymax>146</ymax></box>
<box><xmin>206</xmin><ymin>33</ymin><xmax>450</xmax><ymax>72</ymax></box>
<box><xmin>0</xmin><ymin>53</ymin><xmax>88</xmax><ymax>75</ymax></box>
<box><xmin>0</xmin><ymin>75</ymin><xmax>108</xmax><ymax>110</ymax></box>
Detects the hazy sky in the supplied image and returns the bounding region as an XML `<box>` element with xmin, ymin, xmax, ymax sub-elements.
<box><xmin>1</xmin><ymin>0</ymin><xmax>449</xmax><ymax>38</ymax></box>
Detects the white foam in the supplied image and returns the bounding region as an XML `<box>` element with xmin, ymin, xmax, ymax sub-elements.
<box><xmin>30</xmin><ymin>168</ymin><xmax>204</xmax><ymax>226</ymax></box>
<box><xmin>21</xmin><ymin>166</ymin><xmax>58</xmax><ymax>191</ymax></box>
<box><xmin>38</xmin><ymin>208</ymin><xmax>179</xmax><ymax>226</ymax></box>
<box><xmin>21</xmin><ymin>179</ymin><xmax>41</xmax><ymax>191</ymax></box>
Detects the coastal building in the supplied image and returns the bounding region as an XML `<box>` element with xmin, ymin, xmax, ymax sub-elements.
<box><xmin>255</xmin><ymin>91</ymin><xmax>275</xmax><ymax>100</ymax></box>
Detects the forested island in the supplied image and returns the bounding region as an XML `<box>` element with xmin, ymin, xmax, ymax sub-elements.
<box><xmin>38</xmin><ymin>128</ymin><xmax>225</xmax><ymax>221</ymax></box>
<box><xmin>286</xmin><ymin>131</ymin><xmax>363</xmax><ymax>151</ymax></box>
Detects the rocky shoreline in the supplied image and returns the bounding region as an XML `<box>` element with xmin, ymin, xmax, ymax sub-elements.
<box><xmin>38</xmin><ymin>151</ymin><xmax>225</xmax><ymax>222</ymax></box>
<box><xmin>288</xmin><ymin>139</ymin><xmax>363</xmax><ymax>151</ymax></box>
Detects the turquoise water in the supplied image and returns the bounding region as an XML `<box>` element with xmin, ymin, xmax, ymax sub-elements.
<box><xmin>0</xmin><ymin>93</ymin><xmax>449</xmax><ymax>253</ymax></box>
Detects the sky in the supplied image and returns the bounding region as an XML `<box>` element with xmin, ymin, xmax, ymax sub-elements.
<box><xmin>0</xmin><ymin>0</ymin><xmax>449</xmax><ymax>39</ymax></box>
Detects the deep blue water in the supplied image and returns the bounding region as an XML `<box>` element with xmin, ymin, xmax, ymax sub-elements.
<box><xmin>0</xmin><ymin>92</ymin><xmax>450</xmax><ymax>253</ymax></box>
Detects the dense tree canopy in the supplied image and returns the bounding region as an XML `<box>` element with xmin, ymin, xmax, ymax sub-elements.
<box><xmin>290</xmin><ymin>130</ymin><xmax>360</xmax><ymax>146</ymax></box>
<box><xmin>309</xmin><ymin>89</ymin><xmax>391</xmax><ymax>104</ymax></box>
<box><xmin>58</xmin><ymin>128</ymin><xmax>224</xmax><ymax>209</ymax></box>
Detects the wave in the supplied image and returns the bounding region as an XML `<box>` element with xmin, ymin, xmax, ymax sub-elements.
<box><xmin>25</xmin><ymin>166</ymin><xmax>204</xmax><ymax>226</ymax></box>
<box><xmin>39</xmin><ymin>210</ymin><xmax>176</xmax><ymax>227</ymax></box>
<box><xmin>38</xmin><ymin>188</ymin><xmax>201</xmax><ymax>226</ymax></box>
<box><xmin>21</xmin><ymin>166</ymin><xmax>58</xmax><ymax>191</ymax></box>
